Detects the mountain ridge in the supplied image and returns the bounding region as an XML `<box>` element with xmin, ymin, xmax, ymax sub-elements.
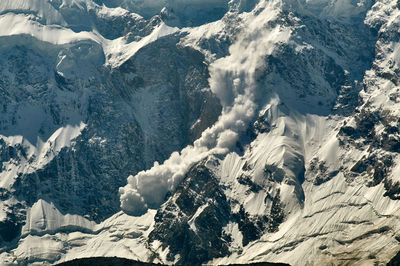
<box><xmin>0</xmin><ymin>0</ymin><xmax>400</xmax><ymax>265</ymax></box>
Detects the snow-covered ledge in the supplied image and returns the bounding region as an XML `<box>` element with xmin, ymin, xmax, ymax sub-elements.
<box><xmin>21</xmin><ymin>199</ymin><xmax>96</xmax><ymax>237</ymax></box>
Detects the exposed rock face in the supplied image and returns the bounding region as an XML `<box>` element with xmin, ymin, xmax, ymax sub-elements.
<box><xmin>149</xmin><ymin>162</ymin><xmax>231</xmax><ymax>264</ymax></box>
<box><xmin>0</xmin><ymin>1</ymin><xmax>221</xmax><ymax>255</ymax></box>
<box><xmin>1</xmin><ymin>0</ymin><xmax>400</xmax><ymax>265</ymax></box>
<box><xmin>0</xmin><ymin>19</ymin><xmax>221</xmax><ymax>221</ymax></box>
<box><xmin>149</xmin><ymin>159</ymin><xmax>286</xmax><ymax>265</ymax></box>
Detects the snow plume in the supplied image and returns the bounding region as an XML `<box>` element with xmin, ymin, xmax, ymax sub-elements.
<box><xmin>119</xmin><ymin>0</ymin><xmax>292</xmax><ymax>216</ymax></box>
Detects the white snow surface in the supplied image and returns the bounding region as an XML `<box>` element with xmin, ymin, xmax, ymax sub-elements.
<box><xmin>0</xmin><ymin>0</ymin><xmax>178</xmax><ymax>69</ymax></box>
<box><xmin>22</xmin><ymin>199</ymin><xmax>96</xmax><ymax>236</ymax></box>
<box><xmin>2</xmin><ymin>0</ymin><xmax>400</xmax><ymax>265</ymax></box>
<box><xmin>1</xmin><ymin>199</ymin><xmax>156</xmax><ymax>265</ymax></box>
<box><xmin>104</xmin><ymin>22</ymin><xmax>179</xmax><ymax>68</ymax></box>
<box><xmin>0</xmin><ymin>0</ymin><xmax>66</xmax><ymax>25</ymax></box>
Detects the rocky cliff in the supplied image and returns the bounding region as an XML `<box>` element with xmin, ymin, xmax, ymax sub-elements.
<box><xmin>1</xmin><ymin>0</ymin><xmax>400</xmax><ymax>265</ymax></box>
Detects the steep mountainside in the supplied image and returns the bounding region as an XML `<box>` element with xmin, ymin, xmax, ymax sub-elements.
<box><xmin>0</xmin><ymin>0</ymin><xmax>400</xmax><ymax>265</ymax></box>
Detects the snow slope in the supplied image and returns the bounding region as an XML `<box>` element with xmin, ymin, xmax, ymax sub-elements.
<box><xmin>1</xmin><ymin>0</ymin><xmax>400</xmax><ymax>265</ymax></box>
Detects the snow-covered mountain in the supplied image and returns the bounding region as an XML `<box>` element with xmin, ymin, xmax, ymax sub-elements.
<box><xmin>0</xmin><ymin>0</ymin><xmax>400</xmax><ymax>265</ymax></box>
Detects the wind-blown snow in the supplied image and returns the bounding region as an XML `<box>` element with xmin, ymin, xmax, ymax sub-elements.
<box><xmin>119</xmin><ymin>0</ymin><xmax>292</xmax><ymax>215</ymax></box>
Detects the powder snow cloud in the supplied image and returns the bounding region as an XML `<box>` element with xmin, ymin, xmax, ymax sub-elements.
<box><xmin>119</xmin><ymin>0</ymin><xmax>291</xmax><ymax>216</ymax></box>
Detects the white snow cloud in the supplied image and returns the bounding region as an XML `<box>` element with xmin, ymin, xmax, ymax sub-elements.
<box><xmin>119</xmin><ymin>0</ymin><xmax>292</xmax><ymax>216</ymax></box>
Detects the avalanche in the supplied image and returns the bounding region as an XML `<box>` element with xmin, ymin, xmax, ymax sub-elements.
<box><xmin>1</xmin><ymin>0</ymin><xmax>400</xmax><ymax>265</ymax></box>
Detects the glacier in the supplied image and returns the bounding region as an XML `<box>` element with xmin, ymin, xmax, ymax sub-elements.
<box><xmin>1</xmin><ymin>0</ymin><xmax>400</xmax><ymax>265</ymax></box>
